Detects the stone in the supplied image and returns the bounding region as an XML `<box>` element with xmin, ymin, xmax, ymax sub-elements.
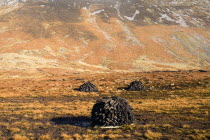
<box><xmin>78</xmin><ymin>81</ymin><xmax>98</xmax><ymax>92</ymax></box>
<box><xmin>91</xmin><ymin>96</ymin><xmax>135</xmax><ymax>127</ymax></box>
<box><xmin>127</xmin><ymin>81</ymin><xmax>144</xmax><ymax>91</ymax></box>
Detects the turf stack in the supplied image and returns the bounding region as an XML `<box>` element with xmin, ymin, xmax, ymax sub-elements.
<box><xmin>91</xmin><ymin>96</ymin><xmax>135</xmax><ymax>127</ymax></box>
<box><xmin>78</xmin><ymin>81</ymin><xmax>98</xmax><ymax>92</ymax></box>
<box><xmin>127</xmin><ymin>81</ymin><xmax>144</xmax><ymax>91</ymax></box>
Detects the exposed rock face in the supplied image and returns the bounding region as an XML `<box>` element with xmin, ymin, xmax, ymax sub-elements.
<box><xmin>0</xmin><ymin>0</ymin><xmax>24</xmax><ymax>6</ymax></box>
<box><xmin>91</xmin><ymin>96</ymin><xmax>135</xmax><ymax>126</ymax></box>
<box><xmin>127</xmin><ymin>81</ymin><xmax>144</xmax><ymax>91</ymax></box>
<box><xmin>78</xmin><ymin>81</ymin><xmax>98</xmax><ymax>92</ymax></box>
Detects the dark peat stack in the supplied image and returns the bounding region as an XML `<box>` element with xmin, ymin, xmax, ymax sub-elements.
<box><xmin>127</xmin><ymin>81</ymin><xmax>144</xmax><ymax>91</ymax></box>
<box><xmin>78</xmin><ymin>81</ymin><xmax>98</xmax><ymax>92</ymax></box>
<box><xmin>198</xmin><ymin>69</ymin><xmax>207</xmax><ymax>72</ymax></box>
<box><xmin>91</xmin><ymin>96</ymin><xmax>135</xmax><ymax>127</ymax></box>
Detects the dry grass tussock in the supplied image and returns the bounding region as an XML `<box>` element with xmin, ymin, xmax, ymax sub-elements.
<box><xmin>0</xmin><ymin>100</ymin><xmax>94</xmax><ymax>116</ymax></box>
<box><xmin>131</xmin><ymin>97</ymin><xmax>210</xmax><ymax>111</ymax></box>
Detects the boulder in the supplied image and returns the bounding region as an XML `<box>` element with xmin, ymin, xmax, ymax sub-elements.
<box><xmin>91</xmin><ymin>96</ymin><xmax>135</xmax><ymax>126</ymax></box>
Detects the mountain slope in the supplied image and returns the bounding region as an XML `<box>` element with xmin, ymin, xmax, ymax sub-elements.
<box><xmin>0</xmin><ymin>0</ymin><xmax>209</xmax><ymax>74</ymax></box>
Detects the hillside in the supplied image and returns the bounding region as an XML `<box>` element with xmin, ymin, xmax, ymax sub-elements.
<box><xmin>0</xmin><ymin>0</ymin><xmax>210</xmax><ymax>75</ymax></box>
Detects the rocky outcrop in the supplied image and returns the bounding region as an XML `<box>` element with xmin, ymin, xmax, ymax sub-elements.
<box><xmin>0</xmin><ymin>0</ymin><xmax>27</xmax><ymax>6</ymax></box>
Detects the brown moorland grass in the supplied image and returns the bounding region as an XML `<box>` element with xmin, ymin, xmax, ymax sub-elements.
<box><xmin>0</xmin><ymin>71</ymin><xmax>209</xmax><ymax>139</ymax></box>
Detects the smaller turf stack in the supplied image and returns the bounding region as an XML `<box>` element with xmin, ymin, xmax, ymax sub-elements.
<box><xmin>91</xmin><ymin>96</ymin><xmax>135</xmax><ymax>127</ymax></box>
<box><xmin>127</xmin><ymin>81</ymin><xmax>144</xmax><ymax>91</ymax></box>
<box><xmin>78</xmin><ymin>81</ymin><xmax>98</xmax><ymax>92</ymax></box>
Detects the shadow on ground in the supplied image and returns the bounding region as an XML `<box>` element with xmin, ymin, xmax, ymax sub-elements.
<box><xmin>73</xmin><ymin>88</ymin><xmax>80</xmax><ymax>91</ymax></box>
<box><xmin>50</xmin><ymin>116</ymin><xmax>91</xmax><ymax>127</ymax></box>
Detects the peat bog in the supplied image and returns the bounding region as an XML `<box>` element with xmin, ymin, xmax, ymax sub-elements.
<box><xmin>0</xmin><ymin>71</ymin><xmax>209</xmax><ymax>139</ymax></box>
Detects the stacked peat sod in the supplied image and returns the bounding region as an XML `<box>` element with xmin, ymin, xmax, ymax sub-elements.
<box><xmin>198</xmin><ymin>69</ymin><xmax>207</xmax><ymax>72</ymax></box>
<box><xmin>91</xmin><ymin>96</ymin><xmax>135</xmax><ymax>127</ymax></box>
<box><xmin>127</xmin><ymin>81</ymin><xmax>144</xmax><ymax>91</ymax></box>
<box><xmin>78</xmin><ymin>81</ymin><xmax>98</xmax><ymax>92</ymax></box>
